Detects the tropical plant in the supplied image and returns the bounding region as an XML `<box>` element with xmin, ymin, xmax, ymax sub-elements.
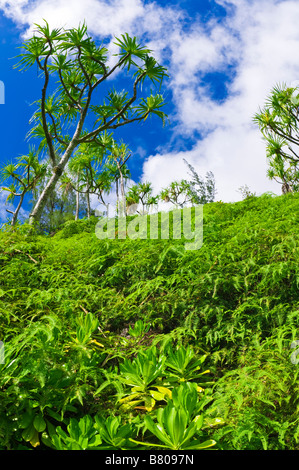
<box><xmin>126</xmin><ymin>181</ymin><xmax>158</xmax><ymax>215</ymax></box>
<box><xmin>50</xmin><ymin>415</ymin><xmax>102</xmax><ymax>450</ymax></box>
<box><xmin>164</xmin><ymin>344</ymin><xmax>213</xmax><ymax>386</ymax></box>
<box><xmin>237</xmin><ymin>184</ymin><xmax>256</xmax><ymax>200</ymax></box>
<box><xmin>15</xmin><ymin>21</ymin><xmax>167</xmax><ymax>225</ymax></box>
<box><xmin>117</xmin><ymin>346</ymin><xmax>170</xmax><ymax>411</ymax></box>
<box><xmin>1</xmin><ymin>192</ymin><xmax>299</xmax><ymax>450</ymax></box>
<box><xmin>30</xmin><ymin>167</ymin><xmax>79</xmax><ymax>233</ymax></box>
<box><xmin>93</xmin><ymin>415</ymin><xmax>137</xmax><ymax>450</ymax></box>
<box><xmin>0</xmin><ymin>148</ymin><xmax>47</xmax><ymax>225</ymax></box>
<box><xmin>130</xmin><ymin>382</ymin><xmax>216</xmax><ymax>450</ymax></box>
<box><xmin>107</xmin><ymin>140</ymin><xmax>132</xmax><ymax>217</ymax></box>
<box><xmin>128</xmin><ymin>320</ymin><xmax>151</xmax><ymax>338</ymax></box>
<box><xmin>160</xmin><ymin>180</ymin><xmax>194</xmax><ymax>208</ymax></box>
<box><xmin>254</xmin><ymin>83</ymin><xmax>299</xmax><ymax>193</ymax></box>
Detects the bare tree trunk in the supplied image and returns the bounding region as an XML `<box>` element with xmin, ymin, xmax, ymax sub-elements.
<box><xmin>282</xmin><ymin>182</ymin><xmax>293</xmax><ymax>194</ymax></box>
<box><xmin>75</xmin><ymin>171</ymin><xmax>80</xmax><ymax>221</ymax></box>
<box><xmin>116</xmin><ymin>161</ymin><xmax>126</xmax><ymax>218</ymax></box>
<box><xmin>86</xmin><ymin>190</ymin><xmax>91</xmax><ymax>219</ymax></box>
<box><xmin>7</xmin><ymin>192</ymin><xmax>25</xmax><ymax>226</ymax></box>
<box><xmin>28</xmin><ymin>139</ymin><xmax>79</xmax><ymax>225</ymax></box>
<box><xmin>115</xmin><ymin>178</ymin><xmax>119</xmax><ymax>215</ymax></box>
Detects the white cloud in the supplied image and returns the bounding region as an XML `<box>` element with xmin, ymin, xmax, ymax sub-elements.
<box><xmin>141</xmin><ymin>0</ymin><xmax>299</xmax><ymax>201</ymax></box>
<box><xmin>0</xmin><ymin>190</ymin><xmax>29</xmax><ymax>224</ymax></box>
<box><xmin>0</xmin><ymin>0</ymin><xmax>179</xmax><ymax>41</ymax></box>
<box><xmin>0</xmin><ymin>191</ymin><xmax>9</xmax><ymax>223</ymax></box>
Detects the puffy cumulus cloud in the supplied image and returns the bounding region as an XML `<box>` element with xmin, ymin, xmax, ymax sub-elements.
<box><xmin>0</xmin><ymin>0</ymin><xmax>182</xmax><ymax>76</ymax></box>
<box><xmin>0</xmin><ymin>191</ymin><xmax>9</xmax><ymax>223</ymax></box>
<box><xmin>142</xmin><ymin>0</ymin><xmax>299</xmax><ymax>201</ymax></box>
<box><xmin>141</xmin><ymin>126</ymin><xmax>281</xmax><ymax>204</ymax></box>
<box><xmin>168</xmin><ymin>24</ymin><xmax>239</xmax><ymax>89</ymax></box>
<box><xmin>169</xmin><ymin>0</ymin><xmax>299</xmax><ymax>132</ymax></box>
<box><xmin>0</xmin><ymin>0</ymin><xmax>180</xmax><ymax>41</ymax></box>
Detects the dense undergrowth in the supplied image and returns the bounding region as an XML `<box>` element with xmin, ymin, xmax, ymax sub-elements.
<box><xmin>0</xmin><ymin>192</ymin><xmax>299</xmax><ymax>450</ymax></box>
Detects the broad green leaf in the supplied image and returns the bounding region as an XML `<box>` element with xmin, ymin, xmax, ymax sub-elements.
<box><xmin>33</xmin><ymin>414</ymin><xmax>46</xmax><ymax>432</ymax></box>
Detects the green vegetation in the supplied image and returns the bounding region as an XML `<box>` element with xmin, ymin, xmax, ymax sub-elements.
<box><xmin>0</xmin><ymin>191</ymin><xmax>299</xmax><ymax>450</ymax></box>
<box><xmin>5</xmin><ymin>21</ymin><xmax>168</xmax><ymax>227</ymax></box>
<box><xmin>0</xmin><ymin>22</ymin><xmax>299</xmax><ymax>452</ymax></box>
<box><xmin>254</xmin><ymin>83</ymin><xmax>299</xmax><ymax>193</ymax></box>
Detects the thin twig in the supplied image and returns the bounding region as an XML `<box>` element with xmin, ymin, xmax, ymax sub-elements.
<box><xmin>14</xmin><ymin>249</ymin><xmax>38</xmax><ymax>264</ymax></box>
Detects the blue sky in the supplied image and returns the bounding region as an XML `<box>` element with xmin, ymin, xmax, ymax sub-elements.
<box><xmin>1</xmin><ymin>0</ymin><xmax>299</xmax><ymax>222</ymax></box>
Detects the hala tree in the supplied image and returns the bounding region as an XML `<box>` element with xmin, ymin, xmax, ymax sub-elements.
<box><xmin>104</xmin><ymin>160</ymin><xmax>131</xmax><ymax>212</ymax></box>
<box><xmin>66</xmin><ymin>143</ymin><xmax>103</xmax><ymax>219</ymax></box>
<box><xmin>16</xmin><ymin>21</ymin><xmax>168</xmax><ymax>225</ymax></box>
<box><xmin>160</xmin><ymin>180</ymin><xmax>194</xmax><ymax>208</ymax></box>
<box><xmin>254</xmin><ymin>83</ymin><xmax>299</xmax><ymax>193</ymax></box>
<box><xmin>62</xmin><ymin>143</ymin><xmax>114</xmax><ymax>219</ymax></box>
<box><xmin>126</xmin><ymin>181</ymin><xmax>158</xmax><ymax>214</ymax></box>
<box><xmin>106</xmin><ymin>140</ymin><xmax>132</xmax><ymax>217</ymax></box>
<box><xmin>0</xmin><ymin>148</ymin><xmax>47</xmax><ymax>226</ymax></box>
<box><xmin>92</xmin><ymin>168</ymin><xmax>114</xmax><ymax>217</ymax></box>
<box><xmin>30</xmin><ymin>163</ymin><xmax>83</xmax><ymax>232</ymax></box>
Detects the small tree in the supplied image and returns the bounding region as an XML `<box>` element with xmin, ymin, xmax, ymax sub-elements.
<box><xmin>0</xmin><ymin>149</ymin><xmax>46</xmax><ymax>226</ymax></box>
<box><xmin>160</xmin><ymin>180</ymin><xmax>194</xmax><ymax>208</ymax></box>
<box><xmin>126</xmin><ymin>181</ymin><xmax>158</xmax><ymax>214</ymax></box>
<box><xmin>254</xmin><ymin>83</ymin><xmax>299</xmax><ymax>193</ymax></box>
<box><xmin>237</xmin><ymin>184</ymin><xmax>256</xmax><ymax>200</ymax></box>
<box><xmin>16</xmin><ymin>21</ymin><xmax>168</xmax><ymax>225</ymax></box>
<box><xmin>30</xmin><ymin>165</ymin><xmax>83</xmax><ymax>232</ymax></box>
<box><xmin>183</xmin><ymin>159</ymin><xmax>216</xmax><ymax>204</ymax></box>
<box><xmin>107</xmin><ymin>141</ymin><xmax>132</xmax><ymax>217</ymax></box>
<box><xmin>104</xmin><ymin>160</ymin><xmax>131</xmax><ymax>210</ymax></box>
<box><xmin>93</xmin><ymin>168</ymin><xmax>114</xmax><ymax>217</ymax></box>
<box><xmin>62</xmin><ymin>148</ymin><xmax>115</xmax><ymax>219</ymax></box>
<box><xmin>66</xmin><ymin>143</ymin><xmax>104</xmax><ymax>219</ymax></box>
<box><xmin>267</xmin><ymin>157</ymin><xmax>299</xmax><ymax>193</ymax></box>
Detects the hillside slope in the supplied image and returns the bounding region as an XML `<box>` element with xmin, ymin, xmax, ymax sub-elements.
<box><xmin>0</xmin><ymin>192</ymin><xmax>298</xmax><ymax>449</ymax></box>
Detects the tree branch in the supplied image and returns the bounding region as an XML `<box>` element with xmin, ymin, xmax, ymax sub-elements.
<box><xmin>41</xmin><ymin>42</ymin><xmax>57</xmax><ymax>167</ymax></box>
<box><xmin>77</xmin><ymin>46</ymin><xmax>92</xmax><ymax>89</ymax></box>
<box><xmin>91</xmin><ymin>53</ymin><xmax>130</xmax><ymax>91</ymax></box>
<box><xmin>48</xmin><ymin>112</ymin><xmax>68</xmax><ymax>146</ymax></box>
<box><xmin>58</xmin><ymin>68</ymin><xmax>82</xmax><ymax>111</ymax></box>
<box><xmin>78</xmin><ymin>72</ymin><xmax>146</xmax><ymax>143</ymax></box>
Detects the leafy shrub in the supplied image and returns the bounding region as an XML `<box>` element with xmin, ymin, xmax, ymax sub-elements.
<box><xmin>1</xmin><ymin>193</ymin><xmax>299</xmax><ymax>449</ymax></box>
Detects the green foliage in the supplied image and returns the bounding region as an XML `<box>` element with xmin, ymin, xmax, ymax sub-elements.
<box><xmin>131</xmin><ymin>382</ymin><xmax>216</xmax><ymax>450</ymax></box>
<box><xmin>160</xmin><ymin>179</ymin><xmax>194</xmax><ymax>208</ymax></box>
<box><xmin>164</xmin><ymin>344</ymin><xmax>212</xmax><ymax>385</ymax></box>
<box><xmin>254</xmin><ymin>83</ymin><xmax>299</xmax><ymax>191</ymax></box>
<box><xmin>51</xmin><ymin>416</ymin><xmax>102</xmax><ymax>450</ymax></box>
<box><xmin>1</xmin><ymin>193</ymin><xmax>299</xmax><ymax>449</ymax></box>
<box><xmin>117</xmin><ymin>346</ymin><xmax>168</xmax><ymax>411</ymax></box>
<box><xmin>0</xmin><ymin>148</ymin><xmax>47</xmax><ymax>226</ymax></box>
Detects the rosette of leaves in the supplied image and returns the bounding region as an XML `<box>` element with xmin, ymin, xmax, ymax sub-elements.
<box><xmin>130</xmin><ymin>382</ymin><xmax>217</xmax><ymax>450</ymax></box>
<box><xmin>117</xmin><ymin>346</ymin><xmax>171</xmax><ymax>411</ymax></box>
<box><xmin>163</xmin><ymin>344</ymin><xmax>214</xmax><ymax>388</ymax></box>
<box><xmin>50</xmin><ymin>415</ymin><xmax>102</xmax><ymax>450</ymax></box>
